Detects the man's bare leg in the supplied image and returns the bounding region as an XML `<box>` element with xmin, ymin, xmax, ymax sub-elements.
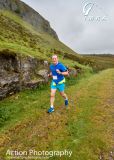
<box><xmin>50</xmin><ymin>89</ymin><xmax>56</xmax><ymax>108</ymax></box>
<box><xmin>60</xmin><ymin>91</ymin><xmax>68</xmax><ymax>99</ymax></box>
<box><xmin>60</xmin><ymin>91</ymin><xmax>68</xmax><ymax>106</ymax></box>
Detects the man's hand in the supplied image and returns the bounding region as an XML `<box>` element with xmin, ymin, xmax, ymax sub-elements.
<box><xmin>56</xmin><ymin>69</ymin><xmax>62</xmax><ymax>74</ymax></box>
<box><xmin>48</xmin><ymin>72</ymin><xmax>52</xmax><ymax>77</ymax></box>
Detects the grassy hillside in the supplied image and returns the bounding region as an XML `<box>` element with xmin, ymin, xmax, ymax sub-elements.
<box><xmin>0</xmin><ymin>10</ymin><xmax>82</xmax><ymax>66</ymax></box>
<box><xmin>81</xmin><ymin>54</ymin><xmax>114</xmax><ymax>72</ymax></box>
<box><xmin>0</xmin><ymin>69</ymin><xmax>114</xmax><ymax>160</ymax></box>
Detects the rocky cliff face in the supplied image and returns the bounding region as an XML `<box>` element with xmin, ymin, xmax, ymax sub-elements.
<box><xmin>0</xmin><ymin>0</ymin><xmax>58</xmax><ymax>39</ymax></box>
<box><xmin>0</xmin><ymin>50</ymin><xmax>49</xmax><ymax>100</ymax></box>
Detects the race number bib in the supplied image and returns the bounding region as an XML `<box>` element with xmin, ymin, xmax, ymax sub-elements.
<box><xmin>53</xmin><ymin>76</ymin><xmax>57</xmax><ymax>80</ymax></box>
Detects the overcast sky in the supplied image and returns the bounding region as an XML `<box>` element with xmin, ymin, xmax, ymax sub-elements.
<box><xmin>22</xmin><ymin>0</ymin><xmax>114</xmax><ymax>54</ymax></box>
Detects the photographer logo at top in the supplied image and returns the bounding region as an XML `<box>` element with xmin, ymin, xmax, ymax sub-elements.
<box><xmin>82</xmin><ymin>1</ymin><xmax>108</xmax><ymax>21</ymax></box>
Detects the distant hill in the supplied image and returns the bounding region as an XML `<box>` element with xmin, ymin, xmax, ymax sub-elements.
<box><xmin>82</xmin><ymin>54</ymin><xmax>114</xmax><ymax>57</ymax></box>
<box><xmin>81</xmin><ymin>54</ymin><xmax>114</xmax><ymax>71</ymax></box>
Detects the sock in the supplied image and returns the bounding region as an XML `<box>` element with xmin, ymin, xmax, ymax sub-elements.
<box><xmin>51</xmin><ymin>105</ymin><xmax>54</xmax><ymax>108</ymax></box>
<box><xmin>65</xmin><ymin>98</ymin><xmax>68</xmax><ymax>100</ymax></box>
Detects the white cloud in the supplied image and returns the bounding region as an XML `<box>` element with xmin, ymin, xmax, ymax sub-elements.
<box><xmin>21</xmin><ymin>0</ymin><xmax>114</xmax><ymax>54</ymax></box>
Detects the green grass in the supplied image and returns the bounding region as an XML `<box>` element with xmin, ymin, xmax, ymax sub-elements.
<box><xmin>0</xmin><ymin>70</ymin><xmax>91</xmax><ymax>132</ymax></box>
<box><xmin>0</xmin><ymin>69</ymin><xmax>114</xmax><ymax>160</ymax></box>
<box><xmin>59</xmin><ymin>69</ymin><xmax>114</xmax><ymax>160</ymax></box>
<box><xmin>0</xmin><ymin>84</ymin><xmax>49</xmax><ymax>131</ymax></box>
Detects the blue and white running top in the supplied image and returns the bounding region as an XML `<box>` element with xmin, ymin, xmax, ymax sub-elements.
<box><xmin>50</xmin><ymin>62</ymin><xmax>67</xmax><ymax>84</ymax></box>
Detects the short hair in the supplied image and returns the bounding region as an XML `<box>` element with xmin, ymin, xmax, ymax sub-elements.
<box><xmin>52</xmin><ymin>55</ymin><xmax>58</xmax><ymax>59</ymax></box>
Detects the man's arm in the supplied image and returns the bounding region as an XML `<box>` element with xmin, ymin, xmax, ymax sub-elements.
<box><xmin>61</xmin><ymin>70</ymin><xmax>69</xmax><ymax>76</ymax></box>
<box><xmin>56</xmin><ymin>69</ymin><xmax>69</xmax><ymax>76</ymax></box>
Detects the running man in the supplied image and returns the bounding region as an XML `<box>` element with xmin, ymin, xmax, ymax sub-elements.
<box><xmin>48</xmin><ymin>55</ymin><xmax>69</xmax><ymax>113</ymax></box>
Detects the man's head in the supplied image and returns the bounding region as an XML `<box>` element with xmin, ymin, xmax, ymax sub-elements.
<box><xmin>52</xmin><ymin>55</ymin><xmax>58</xmax><ymax>65</ymax></box>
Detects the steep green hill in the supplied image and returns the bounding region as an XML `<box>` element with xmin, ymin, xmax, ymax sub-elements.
<box><xmin>0</xmin><ymin>0</ymin><xmax>58</xmax><ymax>39</ymax></box>
<box><xmin>0</xmin><ymin>10</ymin><xmax>81</xmax><ymax>64</ymax></box>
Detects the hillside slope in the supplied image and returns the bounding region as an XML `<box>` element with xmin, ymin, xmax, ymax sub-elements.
<box><xmin>0</xmin><ymin>69</ymin><xmax>114</xmax><ymax>160</ymax></box>
<box><xmin>0</xmin><ymin>10</ymin><xmax>79</xmax><ymax>59</ymax></box>
<box><xmin>0</xmin><ymin>0</ymin><xmax>58</xmax><ymax>39</ymax></box>
<box><xmin>0</xmin><ymin>9</ymin><xmax>84</xmax><ymax>99</ymax></box>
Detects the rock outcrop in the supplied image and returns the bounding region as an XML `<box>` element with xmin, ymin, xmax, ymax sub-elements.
<box><xmin>0</xmin><ymin>0</ymin><xmax>58</xmax><ymax>39</ymax></box>
<box><xmin>0</xmin><ymin>50</ymin><xmax>49</xmax><ymax>100</ymax></box>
